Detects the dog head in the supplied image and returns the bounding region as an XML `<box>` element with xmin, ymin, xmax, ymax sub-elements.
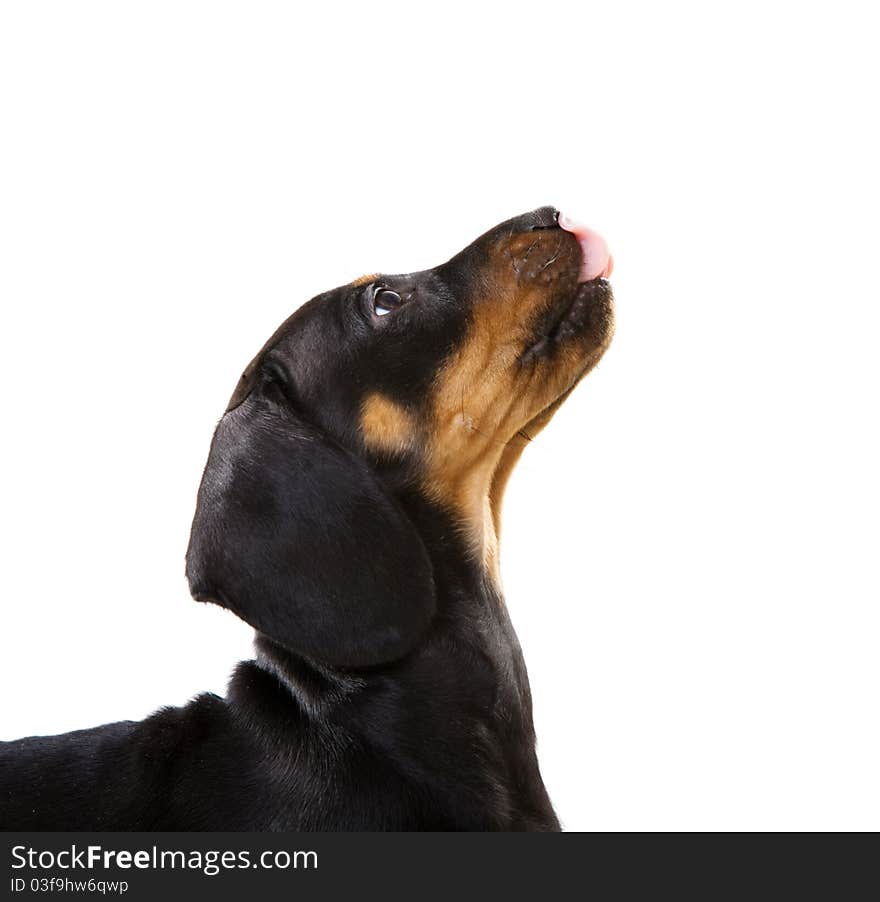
<box><xmin>186</xmin><ymin>207</ymin><xmax>614</xmax><ymax>667</ymax></box>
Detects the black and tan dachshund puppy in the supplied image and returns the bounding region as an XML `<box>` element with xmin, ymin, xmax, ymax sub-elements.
<box><xmin>0</xmin><ymin>207</ymin><xmax>614</xmax><ymax>830</ymax></box>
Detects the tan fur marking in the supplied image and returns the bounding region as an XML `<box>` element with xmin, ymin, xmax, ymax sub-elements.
<box><xmin>422</xmin><ymin>287</ymin><xmax>532</xmax><ymax>581</ymax></box>
<box><xmin>421</xmin><ymin>231</ymin><xmax>614</xmax><ymax>585</ymax></box>
<box><xmin>351</xmin><ymin>273</ymin><xmax>378</xmax><ymax>287</ymax></box>
<box><xmin>361</xmin><ymin>393</ymin><xmax>416</xmax><ymax>455</ymax></box>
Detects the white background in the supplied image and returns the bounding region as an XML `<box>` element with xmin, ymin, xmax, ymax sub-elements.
<box><xmin>1</xmin><ymin>2</ymin><xmax>877</xmax><ymax>831</ymax></box>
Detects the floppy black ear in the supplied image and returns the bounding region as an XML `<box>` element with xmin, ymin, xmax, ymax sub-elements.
<box><xmin>185</xmin><ymin>392</ymin><xmax>436</xmax><ymax>668</ymax></box>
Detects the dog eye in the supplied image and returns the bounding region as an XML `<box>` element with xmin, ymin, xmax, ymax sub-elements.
<box><xmin>373</xmin><ymin>288</ymin><xmax>405</xmax><ymax>316</ymax></box>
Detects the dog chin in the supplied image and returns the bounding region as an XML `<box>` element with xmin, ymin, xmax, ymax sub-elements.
<box><xmin>521</xmin><ymin>277</ymin><xmax>613</xmax><ymax>367</ymax></box>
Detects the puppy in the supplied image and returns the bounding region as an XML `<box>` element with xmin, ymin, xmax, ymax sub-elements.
<box><xmin>0</xmin><ymin>207</ymin><xmax>613</xmax><ymax>830</ymax></box>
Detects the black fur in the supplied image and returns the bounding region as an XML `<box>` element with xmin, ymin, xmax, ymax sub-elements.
<box><xmin>1</xmin><ymin>206</ymin><xmax>609</xmax><ymax>830</ymax></box>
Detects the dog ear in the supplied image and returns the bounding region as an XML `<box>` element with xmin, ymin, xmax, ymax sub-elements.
<box><xmin>185</xmin><ymin>390</ymin><xmax>436</xmax><ymax>668</ymax></box>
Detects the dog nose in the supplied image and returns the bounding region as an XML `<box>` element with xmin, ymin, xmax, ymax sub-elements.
<box><xmin>523</xmin><ymin>206</ymin><xmax>561</xmax><ymax>231</ymax></box>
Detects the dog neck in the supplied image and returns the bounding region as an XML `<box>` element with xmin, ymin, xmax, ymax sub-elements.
<box><xmin>374</xmin><ymin>432</ymin><xmax>531</xmax><ymax>596</ymax></box>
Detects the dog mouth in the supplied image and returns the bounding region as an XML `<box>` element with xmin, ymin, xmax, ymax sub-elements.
<box><xmin>515</xmin><ymin>271</ymin><xmax>614</xmax><ymax>441</ymax></box>
<box><xmin>520</xmin><ymin>278</ymin><xmax>612</xmax><ymax>364</ymax></box>
<box><xmin>521</xmin><ymin>212</ymin><xmax>614</xmax><ymax>366</ymax></box>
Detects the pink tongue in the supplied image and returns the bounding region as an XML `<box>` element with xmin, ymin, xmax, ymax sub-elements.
<box><xmin>558</xmin><ymin>212</ymin><xmax>614</xmax><ymax>282</ymax></box>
